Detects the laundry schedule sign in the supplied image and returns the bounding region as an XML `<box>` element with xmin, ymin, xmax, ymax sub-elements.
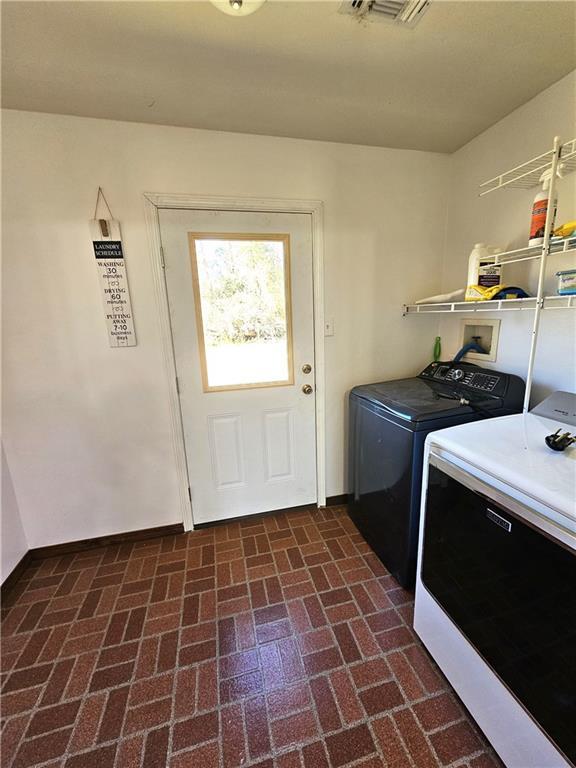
<box><xmin>90</xmin><ymin>219</ymin><xmax>137</xmax><ymax>347</ymax></box>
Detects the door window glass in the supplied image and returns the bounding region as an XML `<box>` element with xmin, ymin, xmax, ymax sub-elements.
<box><xmin>189</xmin><ymin>234</ymin><xmax>294</xmax><ymax>391</ymax></box>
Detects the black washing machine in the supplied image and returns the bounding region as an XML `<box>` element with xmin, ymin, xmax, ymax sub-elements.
<box><xmin>348</xmin><ymin>361</ymin><xmax>525</xmax><ymax>589</ymax></box>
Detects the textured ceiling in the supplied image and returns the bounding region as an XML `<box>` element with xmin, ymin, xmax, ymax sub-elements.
<box><xmin>2</xmin><ymin>0</ymin><xmax>575</xmax><ymax>152</ymax></box>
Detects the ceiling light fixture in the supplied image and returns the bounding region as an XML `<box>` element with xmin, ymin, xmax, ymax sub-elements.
<box><xmin>209</xmin><ymin>0</ymin><xmax>266</xmax><ymax>16</ymax></box>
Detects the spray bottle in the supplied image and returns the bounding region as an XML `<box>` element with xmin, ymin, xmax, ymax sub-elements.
<box><xmin>529</xmin><ymin>168</ymin><xmax>558</xmax><ymax>247</ymax></box>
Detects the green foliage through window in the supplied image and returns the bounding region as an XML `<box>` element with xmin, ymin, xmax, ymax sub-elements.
<box><xmin>195</xmin><ymin>240</ymin><xmax>288</xmax><ymax>348</ymax></box>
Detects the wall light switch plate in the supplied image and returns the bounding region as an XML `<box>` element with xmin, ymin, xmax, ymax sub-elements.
<box><xmin>324</xmin><ymin>318</ymin><xmax>334</xmax><ymax>337</ymax></box>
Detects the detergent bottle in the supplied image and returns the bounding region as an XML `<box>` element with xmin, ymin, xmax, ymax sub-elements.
<box><xmin>467</xmin><ymin>243</ymin><xmax>502</xmax><ymax>289</ymax></box>
<box><xmin>529</xmin><ymin>168</ymin><xmax>557</xmax><ymax>246</ymax></box>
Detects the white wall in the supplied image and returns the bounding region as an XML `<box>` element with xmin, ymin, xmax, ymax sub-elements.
<box><xmin>1</xmin><ymin>445</ymin><xmax>28</xmax><ymax>582</ymax></box>
<box><xmin>5</xmin><ymin>72</ymin><xmax>573</xmax><ymax>555</ymax></box>
<box><xmin>439</xmin><ymin>70</ymin><xmax>576</xmax><ymax>404</ymax></box>
<box><xmin>2</xmin><ymin>110</ymin><xmax>449</xmax><ymax>547</ymax></box>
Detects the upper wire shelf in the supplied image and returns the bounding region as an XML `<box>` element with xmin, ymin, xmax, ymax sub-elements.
<box><xmin>479</xmin><ymin>136</ymin><xmax>576</xmax><ymax>196</ymax></box>
<box><xmin>560</xmin><ymin>136</ymin><xmax>576</xmax><ymax>176</ymax></box>
<box><xmin>494</xmin><ymin>238</ymin><xmax>576</xmax><ymax>266</ymax></box>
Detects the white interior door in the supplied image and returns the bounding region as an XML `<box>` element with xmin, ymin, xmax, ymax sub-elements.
<box><xmin>160</xmin><ymin>208</ymin><xmax>317</xmax><ymax>525</ymax></box>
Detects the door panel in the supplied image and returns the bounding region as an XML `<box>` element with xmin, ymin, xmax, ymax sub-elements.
<box><xmin>263</xmin><ymin>409</ymin><xmax>294</xmax><ymax>481</ymax></box>
<box><xmin>207</xmin><ymin>414</ymin><xmax>245</xmax><ymax>488</ymax></box>
<box><xmin>160</xmin><ymin>209</ymin><xmax>316</xmax><ymax>524</ymax></box>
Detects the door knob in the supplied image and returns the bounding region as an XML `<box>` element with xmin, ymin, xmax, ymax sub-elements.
<box><xmin>302</xmin><ymin>384</ymin><xmax>313</xmax><ymax>395</ymax></box>
<box><xmin>302</xmin><ymin>364</ymin><xmax>312</xmax><ymax>374</ymax></box>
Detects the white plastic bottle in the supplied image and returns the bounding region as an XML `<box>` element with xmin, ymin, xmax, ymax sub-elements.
<box><xmin>529</xmin><ymin>169</ymin><xmax>557</xmax><ymax>246</ymax></box>
<box><xmin>481</xmin><ymin>246</ymin><xmax>503</xmax><ymax>288</ymax></box>
<box><xmin>467</xmin><ymin>243</ymin><xmax>491</xmax><ymax>288</ymax></box>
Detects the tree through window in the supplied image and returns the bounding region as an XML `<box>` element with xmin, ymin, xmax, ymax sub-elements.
<box><xmin>189</xmin><ymin>234</ymin><xmax>294</xmax><ymax>391</ymax></box>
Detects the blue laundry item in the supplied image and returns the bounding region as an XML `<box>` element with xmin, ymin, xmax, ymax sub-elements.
<box><xmin>491</xmin><ymin>286</ymin><xmax>530</xmax><ymax>300</ymax></box>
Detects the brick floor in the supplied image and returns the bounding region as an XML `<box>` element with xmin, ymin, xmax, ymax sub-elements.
<box><xmin>0</xmin><ymin>506</ymin><xmax>502</xmax><ymax>768</ymax></box>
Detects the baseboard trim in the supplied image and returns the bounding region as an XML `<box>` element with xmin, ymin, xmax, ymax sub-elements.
<box><xmin>1</xmin><ymin>550</ymin><xmax>33</xmax><ymax>600</ymax></box>
<box><xmin>325</xmin><ymin>494</ymin><xmax>348</xmax><ymax>507</ymax></box>
<box><xmin>1</xmin><ymin>500</ymin><xmax>350</xmax><ymax>593</ymax></box>
<box><xmin>29</xmin><ymin>523</ymin><xmax>185</xmax><ymax>561</ymax></box>
<box><xmin>1</xmin><ymin>523</ymin><xmax>185</xmax><ymax>598</ymax></box>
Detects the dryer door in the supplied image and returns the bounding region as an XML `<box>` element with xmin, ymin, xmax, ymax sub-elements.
<box><xmin>421</xmin><ymin>461</ymin><xmax>576</xmax><ymax>764</ymax></box>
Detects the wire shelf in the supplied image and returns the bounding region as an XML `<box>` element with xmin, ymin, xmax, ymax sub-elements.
<box><xmin>493</xmin><ymin>238</ymin><xmax>576</xmax><ymax>266</ymax></box>
<box><xmin>479</xmin><ymin>137</ymin><xmax>575</xmax><ymax>195</ymax></box>
<box><xmin>403</xmin><ymin>295</ymin><xmax>575</xmax><ymax>315</ymax></box>
<box><xmin>492</xmin><ymin>243</ymin><xmax>541</xmax><ymax>265</ymax></box>
<box><xmin>479</xmin><ymin>148</ymin><xmax>556</xmax><ymax>195</ymax></box>
<box><xmin>560</xmin><ymin>136</ymin><xmax>576</xmax><ymax>176</ymax></box>
<box><xmin>548</xmin><ymin>238</ymin><xmax>576</xmax><ymax>257</ymax></box>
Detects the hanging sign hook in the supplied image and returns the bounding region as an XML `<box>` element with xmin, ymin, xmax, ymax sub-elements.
<box><xmin>93</xmin><ymin>187</ymin><xmax>115</xmax><ymax>237</ymax></box>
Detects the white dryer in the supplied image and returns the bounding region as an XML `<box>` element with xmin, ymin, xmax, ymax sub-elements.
<box><xmin>414</xmin><ymin>392</ymin><xmax>576</xmax><ymax>768</ymax></box>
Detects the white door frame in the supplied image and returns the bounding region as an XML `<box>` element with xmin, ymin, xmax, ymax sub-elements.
<box><xmin>143</xmin><ymin>192</ymin><xmax>326</xmax><ymax>531</ymax></box>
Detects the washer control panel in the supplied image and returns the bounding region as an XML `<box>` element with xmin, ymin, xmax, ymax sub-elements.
<box><xmin>469</xmin><ymin>372</ymin><xmax>499</xmax><ymax>392</ymax></box>
<box><xmin>420</xmin><ymin>362</ymin><xmax>503</xmax><ymax>396</ymax></box>
<box><xmin>418</xmin><ymin>362</ymin><xmax>525</xmax><ymax>409</ymax></box>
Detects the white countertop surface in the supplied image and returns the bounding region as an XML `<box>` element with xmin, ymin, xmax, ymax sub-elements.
<box><xmin>426</xmin><ymin>412</ymin><xmax>576</xmax><ymax>526</ymax></box>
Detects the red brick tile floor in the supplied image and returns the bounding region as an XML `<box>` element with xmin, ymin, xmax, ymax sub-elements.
<box><xmin>0</xmin><ymin>506</ymin><xmax>502</xmax><ymax>768</ymax></box>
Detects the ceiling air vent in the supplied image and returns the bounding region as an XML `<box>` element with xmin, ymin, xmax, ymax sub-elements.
<box><xmin>339</xmin><ymin>0</ymin><xmax>431</xmax><ymax>27</ymax></box>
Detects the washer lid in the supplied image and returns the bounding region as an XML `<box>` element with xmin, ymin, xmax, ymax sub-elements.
<box><xmin>351</xmin><ymin>377</ymin><xmax>474</xmax><ymax>423</ymax></box>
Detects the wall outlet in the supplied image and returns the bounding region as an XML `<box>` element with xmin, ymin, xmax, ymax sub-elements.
<box><xmin>324</xmin><ymin>318</ymin><xmax>334</xmax><ymax>337</ymax></box>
